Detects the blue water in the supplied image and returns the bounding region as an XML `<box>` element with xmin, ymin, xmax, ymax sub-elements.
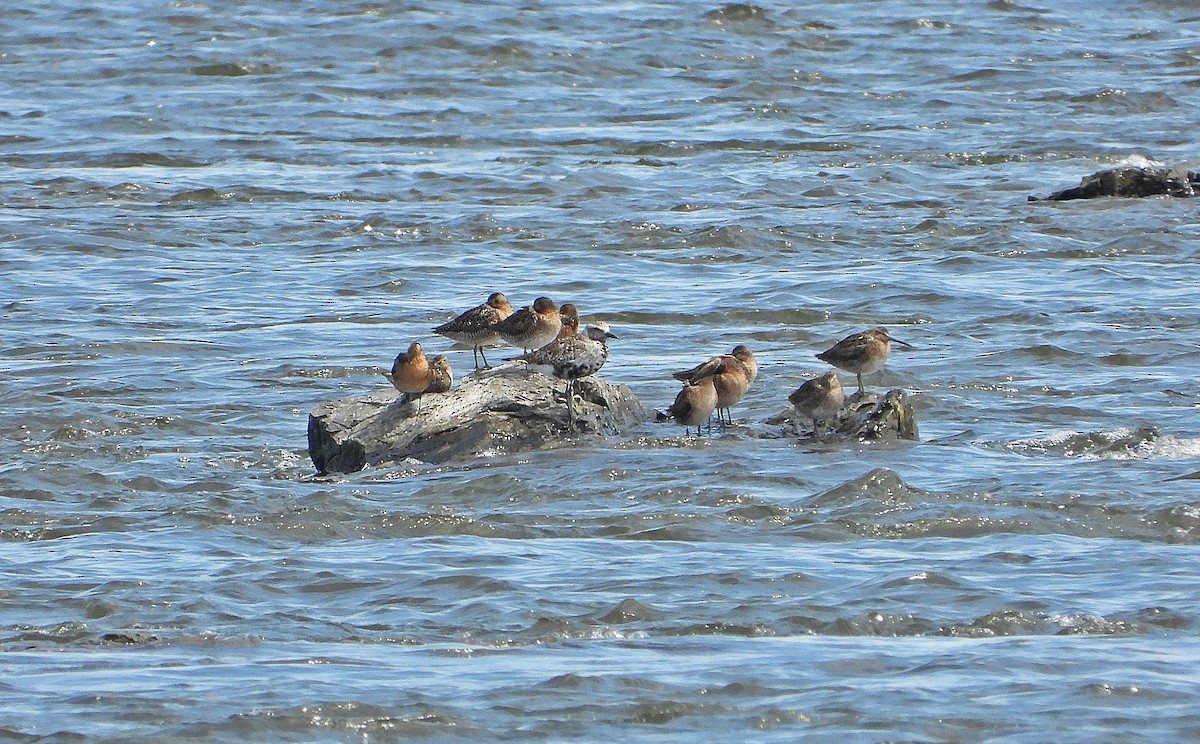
<box><xmin>3</xmin><ymin>0</ymin><xmax>1200</xmax><ymax>740</ymax></box>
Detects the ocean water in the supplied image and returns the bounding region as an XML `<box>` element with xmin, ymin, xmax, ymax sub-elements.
<box><xmin>3</xmin><ymin>0</ymin><xmax>1200</xmax><ymax>740</ymax></box>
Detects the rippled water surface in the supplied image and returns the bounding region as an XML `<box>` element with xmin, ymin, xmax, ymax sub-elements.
<box><xmin>4</xmin><ymin>0</ymin><xmax>1200</xmax><ymax>740</ymax></box>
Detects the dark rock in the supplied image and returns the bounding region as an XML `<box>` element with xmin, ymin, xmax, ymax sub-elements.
<box><xmin>1033</xmin><ymin>166</ymin><xmax>1200</xmax><ymax>201</ymax></box>
<box><xmin>768</xmin><ymin>389</ymin><xmax>919</xmax><ymax>442</ymax></box>
<box><xmin>98</xmin><ymin>631</ymin><xmax>159</xmax><ymax>645</ymax></box>
<box><xmin>308</xmin><ymin>370</ymin><xmax>650</xmax><ymax>474</ymax></box>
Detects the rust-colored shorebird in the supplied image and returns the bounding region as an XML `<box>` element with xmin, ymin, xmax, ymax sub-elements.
<box><xmin>513</xmin><ymin>320</ymin><xmax>616</xmax><ymax>427</ymax></box>
<box><xmin>673</xmin><ymin>345</ymin><xmax>756</xmax><ymax>426</ymax></box>
<box><xmin>432</xmin><ymin>292</ymin><xmax>513</xmax><ymax>370</ymax></box>
<box><xmin>553</xmin><ymin>303</ymin><xmax>580</xmax><ymax>341</ymax></box>
<box><xmin>667</xmin><ymin>375</ymin><xmax>718</xmax><ymax>437</ymax></box>
<box><xmin>494</xmin><ymin>296</ymin><xmax>562</xmax><ymax>353</ymax></box>
<box><xmin>789</xmin><ymin>371</ymin><xmax>844</xmax><ymax>438</ymax></box>
<box><xmin>384</xmin><ymin>341</ymin><xmax>434</xmax><ymax>412</ymax></box>
<box><xmin>816</xmin><ymin>327</ymin><xmax>912</xmax><ymax>395</ymax></box>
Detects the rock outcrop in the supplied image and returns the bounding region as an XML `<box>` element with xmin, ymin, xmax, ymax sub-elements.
<box><xmin>768</xmin><ymin>389</ymin><xmax>919</xmax><ymax>442</ymax></box>
<box><xmin>308</xmin><ymin>370</ymin><xmax>650</xmax><ymax>474</ymax></box>
<box><xmin>1033</xmin><ymin>166</ymin><xmax>1200</xmax><ymax>201</ymax></box>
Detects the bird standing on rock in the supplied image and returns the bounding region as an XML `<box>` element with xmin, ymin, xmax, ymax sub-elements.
<box><xmin>816</xmin><ymin>327</ymin><xmax>912</xmax><ymax>395</ymax></box>
<box><xmin>384</xmin><ymin>342</ymin><xmax>435</xmax><ymax>412</ymax></box>
<box><xmin>513</xmin><ymin>320</ymin><xmax>617</xmax><ymax>427</ymax></box>
<box><xmin>789</xmin><ymin>371</ymin><xmax>844</xmax><ymax>438</ymax></box>
<box><xmin>673</xmin><ymin>345</ymin><xmax>756</xmax><ymax>426</ymax></box>
<box><xmin>668</xmin><ymin>375</ymin><xmax>718</xmax><ymax>437</ymax></box>
<box><xmin>494</xmin><ymin>296</ymin><xmax>562</xmax><ymax>353</ymax></box>
<box><xmin>425</xmin><ymin>354</ymin><xmax>453</xmax><ymax>395</ymax></box>
<box><xmin>432</xmin><ymin>292</ymin><xmax>513</xmax><ymax>370</ymax></box>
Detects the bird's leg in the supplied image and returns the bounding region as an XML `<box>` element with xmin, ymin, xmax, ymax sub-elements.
<box><xmin>565</xmin><ymin>380</ymin><xmax>576</xmax><ymax>431</ymax></box>
<box><xmin>856</xmin><ymin>372</ymin><xmax>865</xmax><ymax>396</ymax></box>
<box><xmin>478</xmin><ymin>345</ymin><xmax>490</xmax><ymax>370</ymax></box>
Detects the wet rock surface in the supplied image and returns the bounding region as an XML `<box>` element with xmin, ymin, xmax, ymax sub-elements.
<box><xmin>768</xmin><ymin>389</ymin><xmax>919</xmax><ymax>442</ymax></box>
<box><xmin>1033</xmin><ymin>166</ymin><xmax>1200</xmax><ymax>201</ymax></box>
<box><xmin>308</xmin><ymin>370</ymin><xmax>651</xmax><ymax>473</ymax></box>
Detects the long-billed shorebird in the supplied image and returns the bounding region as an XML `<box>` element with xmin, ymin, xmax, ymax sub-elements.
<box><xmin>667</xmin><ymin>375</ymin><xmax>718</xmax><ymax>437</ymax></box>
<box><xmin>512</xmin><ymin>320</ymin><xmax>616</xmax><ymax>427</ymax></box>
<box><xmin>673</xmin><ymin>345</ymin><xmax>756</xmax><ymax>425</ymax></box>
<box><xmin>432</xmin><ymin>292</ymin><xmax>513</xmax><ymax>370</ymax></box>
<box><xmin>816</xmin><ymin>327</ymin><xmax>912</xmax><ymax>395</ymax></box>
<box><xmin>384</xmin><ymin>341</ymin><xmax>433</xmax><ymax>412</ymax></box>
<box><xmin>494</xmin><ymin>296</ymin><xmax>562</xmax><ymax>353</ymax></box>
<box><xmin>789</xmin><ymin>371</ymin><xmax>844</xmax><ymax>438</ymax></box>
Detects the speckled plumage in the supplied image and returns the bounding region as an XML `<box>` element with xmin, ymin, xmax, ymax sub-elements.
<box><xmin>425</xmin><ymin>354</ymin><xmax>453</xmax><ymax>395</ymax></box>
<box><xmin>517</xmin><ymin>322</ymin><xmax>614</xmax><ymax>382</ymax></box>
<box><xmin>515</xmin><ymin>321</ymin><xmax>616</xmax><ymax>426</ymax></box>
<box><xmin>432</xmin><ymin>292</ymin><xmax>513</xmax><ymax>369</ymax></box>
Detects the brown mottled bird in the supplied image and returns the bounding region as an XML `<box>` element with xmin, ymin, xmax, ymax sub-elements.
<box><xmin>788</xmin><ymin>371</ymin><xmax>844</xmax><ymax>438</ymax></box>
<box><xmin>432</xmin><ymin>292</ymin><xmax>513</xmax><ymax>370</ymax></box>
<box><xmin>673</xmin><ymin>345</ymin><xmax>756</xmax><ymax>425</ymax></box>
<box><xmin>384</xmin><ymin>342</ymin><xmax>433</xmax><ymax>412</ymax></box>
<box><xmin>493</xmin><ymin>296</ymin><xmax>562</xmax><ymax>353</ymax></box>
<box><xmin>667</xmin><ymin>375</ymin><xmax>718</xmax><ymax>437</ymax></box>
<box><xmin>424</xmin><ymin>354</ymin><xmax>453</xmax><ymax>395</ymax></box>
<box><xmin>816</xmin><ymin>327</ymin><xmax>912</xmax><ymax>395</ymax></box>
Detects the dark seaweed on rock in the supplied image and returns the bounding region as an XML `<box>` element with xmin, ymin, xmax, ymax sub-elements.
<box><xmin>1032</xmin><ymin>166</ymin><xmax>1200</xmax><ymax>201</ymax></box>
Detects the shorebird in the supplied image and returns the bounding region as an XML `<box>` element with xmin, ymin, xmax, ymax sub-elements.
<box><xmin>673</xmin><ymin>345</ymin><xmax>756</xmax><ymax>425</ymax></box>
<box><xmin>789</xmin><ymin>371</ymin><xmax>844</xmax><ymax>438</ymax></box>
<box><xmin>553</xmin><ymin>303</ymin><xmax>580</xmax><ymax>341</ymax></box>
<box><xmin>493</xmin><ymin>296</ymin><xmax>562</xmax><ymax>353</ymax></box>
<box><xmin>384</xmin><ymin>341</ymin><xmax>433</xmax><ymax>412</ymax></box>
<box><xmin>425</xmin><ymin>354</ymin><xmax>453</xmax><ymax>395</ymax></box>
<box><xmin>730</xmin><ymin>344</ymin><xmax>758</xmax><ymax>384</ymax></box>
<box><xmin>816</xmin><ymin>327</ymin><xmax>912</xmax><ymax>395</ymax></box>
<box><xmin>432</xmin><ymin>292</ymin><xmax>513</xmax><ymax>370</ymax></box>
<box><xmin>668</xmin><ymin>375</ymin><xmax>718</xmax><ymax>437</ymax></box>
<box><xmin>513</xmin><ymin>320</ymin><xmax>616</xmax><ymax>427</ymax></box>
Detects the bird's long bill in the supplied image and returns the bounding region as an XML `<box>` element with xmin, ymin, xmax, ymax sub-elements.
<box><xmin>887</xmin><ymin>334</ymin><xmax>914</xmax><ymax>348</ymax></box>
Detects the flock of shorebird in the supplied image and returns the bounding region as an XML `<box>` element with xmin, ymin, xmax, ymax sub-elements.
<box><xmin>384</xmin><ymin>292</ymin><xmax>910</xmax><ymax>437</ymax></box>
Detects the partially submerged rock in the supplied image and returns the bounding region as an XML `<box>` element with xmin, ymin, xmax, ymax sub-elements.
<box><xmin>768</xmin><ymin>389</ymin><xmax>919</xmax><ymax>442</ymax></box>
<box><xmin>308</xmin><ymin>371</ymin><xmax>650</xmax><ymax>474</ymax></box>
<box><xmin>1033</xmin><ymin>166</ymin><xmax>1200</xmax><ymax>201</ymax></box>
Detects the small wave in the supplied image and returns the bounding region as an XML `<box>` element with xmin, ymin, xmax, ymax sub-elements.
<box><xmin>189</xmin><ymin>62</ymin><xmax>280</xmax><ymax>77</ymax></box>
<box><xmin>703</xmin><ymin>4</ymin><xmax>773</xmax><ymax>25</ymax></box>
<box><xmin>1006</xmin><ymin>427</ymin><xmax>1170</xmax><ymax>459</ymax></box>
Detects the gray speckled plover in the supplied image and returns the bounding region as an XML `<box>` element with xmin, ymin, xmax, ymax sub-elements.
<box><xmin>513</xmin><ymin>320</ymin><xmax>616</xmax><ymax>427</ymax></box>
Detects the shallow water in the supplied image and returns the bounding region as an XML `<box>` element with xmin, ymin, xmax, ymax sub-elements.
<box><xmin>3</xmin><ymin>0</ymin><xmax>1200</xmax><ymax>740</ymax></box>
